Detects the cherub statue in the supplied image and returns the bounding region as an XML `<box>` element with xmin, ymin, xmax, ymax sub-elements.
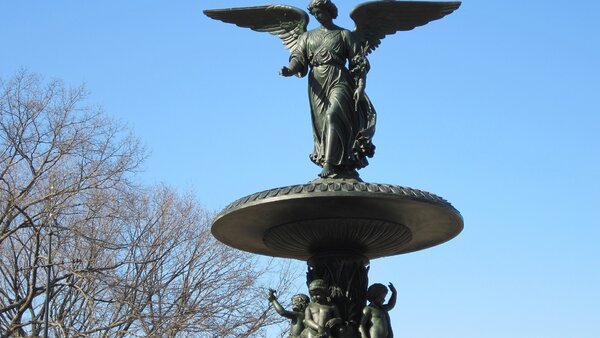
<box><xmin>268</xmin><ymin>289</ymin><xmax>310</xmax><ymax>338</ymax></box>
<box><xmin>204</xmin><ymin>1</ymin><xmax>460</xmax><ymax>179</ymax></box>
<box><xmin>359</xmin><ymin>283</ymin><xmax>397</xmax><ymax>338</ymax></box>
<box><xmin>304</xmin><ymin>279</ymin><xmax>342</xmax><ymax>338</ymax></box>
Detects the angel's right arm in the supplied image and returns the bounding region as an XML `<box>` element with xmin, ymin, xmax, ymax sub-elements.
<box><xmin>285</xmin><ymin>33</ymin><xmax>309</xmax><ymax>77</ymax></box>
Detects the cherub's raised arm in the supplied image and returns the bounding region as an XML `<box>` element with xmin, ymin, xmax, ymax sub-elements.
<box><xmin>267</xmin><ymin>289</ymin><xmax>296</xmax><ymax>319</ymax></box>
<box><xmin>383</xmin><ymin>282</ymin><xmax>397</xmax><ymax>311</ymax></box>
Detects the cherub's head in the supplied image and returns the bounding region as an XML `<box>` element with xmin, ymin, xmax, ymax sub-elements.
<box><xmin>307</xmin><ymin>0</ymin><xmax>338</xmax><ymax>19</ymax></box>
<box><xmin>291</xmin><ymin>294</ymin><xmax>310</xmax><ymax>311</ymax></box>
<box><xmin>309</xmin><ymin>279</ymin><xmax>329</xmax><ymax>303</ymax></box>
<box><xmin>366</xmin><ymin>283</ymin><xmax>388</xmax><ymax>305</ymax></box>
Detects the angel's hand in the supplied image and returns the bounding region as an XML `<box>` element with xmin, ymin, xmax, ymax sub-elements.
<box><xmin>279</xmin><ymin>66</ymin><xmax>295</xmax><ymax>77</ymax></box>
<box><xmin>354</xmin><ymin>86</ymin><xmax>365</xmax><ymax>110</ymax></box>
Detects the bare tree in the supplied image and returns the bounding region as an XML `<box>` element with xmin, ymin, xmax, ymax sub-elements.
<box><xmin>0</xmin><ymin>71</ymin><xmax>295</xmax><ymax>337</ymax></box>
<box><xmin>45</xmin><ymin>185</ymin><xmax>293</xmax><ymax>338</ymax></box>
<box><xmin>0</xmin><ymin>70</ymin><xmax>144</xmax><ymax>337</ymax></box>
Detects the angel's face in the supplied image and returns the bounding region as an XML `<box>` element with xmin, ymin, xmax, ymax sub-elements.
<box><xmin>311</xmin><ymin>8</ymin><xmax>332</xmax><ymax>25</ymax></box>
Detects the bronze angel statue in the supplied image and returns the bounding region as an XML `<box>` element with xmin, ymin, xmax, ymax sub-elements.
<box><xmin>204</xmin><ymin>0</ymin><xmax>460</xmax><ymax>179</ymax></box>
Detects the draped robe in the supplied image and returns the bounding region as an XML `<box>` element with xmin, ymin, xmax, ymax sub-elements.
<box><xmin>290</xmin><ymin>27</ymin><xmax>376</xmax><ymax>173</ymax></box>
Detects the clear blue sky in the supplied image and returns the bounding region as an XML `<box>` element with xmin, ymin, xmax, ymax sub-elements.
<box><xmin>2</xmin><ymin>1</ymin><xmax>599</xmax><ymax>337</ymax></box>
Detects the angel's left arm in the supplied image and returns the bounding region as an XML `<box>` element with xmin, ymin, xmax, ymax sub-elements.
<box><xmin>345</xmin><ymin>30</ymin><xmax>370</xmax><ymax>91</ymax></box>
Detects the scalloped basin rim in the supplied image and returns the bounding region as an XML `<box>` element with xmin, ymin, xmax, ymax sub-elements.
<box><xmin>212</xmin><ymin>182</ymin><xmax>463</xmax><ymax>261</ymax></box>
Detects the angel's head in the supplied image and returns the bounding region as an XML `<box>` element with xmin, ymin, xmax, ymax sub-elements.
<box><xmin>307</xmin><ymin>0</ymin><xmax>338</xmax><ymax>19</ymax></box>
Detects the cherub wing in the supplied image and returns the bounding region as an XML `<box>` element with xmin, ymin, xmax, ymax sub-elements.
<box><xmin>350</xmin><ymin>1</ymin><xmax>461</xmax><ymax>55</ymax></box>
<box><xmin>203</xmin><ymin>5</ymin><xmax>309</xmax><ymax>52</ymax></box>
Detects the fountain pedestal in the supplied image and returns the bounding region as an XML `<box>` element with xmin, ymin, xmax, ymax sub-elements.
<box><xmin>212</xmin><ymin>179</ymin><xmax>463</xmax><ymax>336</ymax></box>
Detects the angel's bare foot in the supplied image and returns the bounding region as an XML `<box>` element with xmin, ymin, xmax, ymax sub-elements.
<box><xmin>319</xmin><ymin>163</ymin><xmax>335</xmax><ymax>178</ymax></box>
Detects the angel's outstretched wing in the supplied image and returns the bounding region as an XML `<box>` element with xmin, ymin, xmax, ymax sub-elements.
<box><xmin>350</xmin><ymin>1</ymin><xmax>461</xmax><ymax>55</ymax></box>
<box><xmin>204</xmin><ymin>5</ymin><xmax>309</xmax><ymax>52</ymax></box>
